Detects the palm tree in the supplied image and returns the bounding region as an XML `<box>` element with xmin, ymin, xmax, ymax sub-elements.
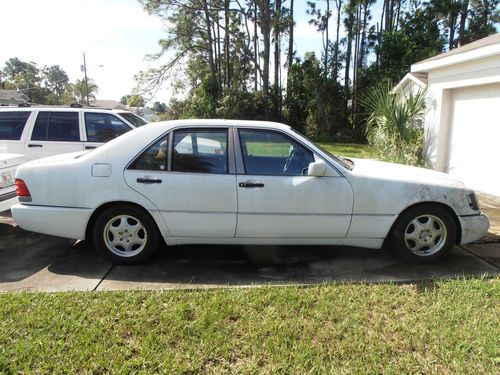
<box><xmin>360</xmin><ymin>82</ymin><xmax>427</xmax><ymax>165</ymax></box>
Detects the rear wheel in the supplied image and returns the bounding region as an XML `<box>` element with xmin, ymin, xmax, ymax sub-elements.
<box><xmin>93</xmin><ymin>205</ymin><xmax>160</xmax><ymax>264</ymax></box>
<box><xmin>390</xmin><ymin>204</ymin><xmax>457</xmax><ymax>263</ymax></box>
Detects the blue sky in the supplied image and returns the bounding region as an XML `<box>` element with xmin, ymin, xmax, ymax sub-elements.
<box><xmin>0</xmin><ymin>0</ymin><xmax>379</xmax><ymax>104</ymax></box>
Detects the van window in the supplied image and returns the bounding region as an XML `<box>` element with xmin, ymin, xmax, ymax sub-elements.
<box><xmin>85</xmin><ymin>113</ymin><xmax>131</xmax><ymax>142</ymax></box>
<box><xmin>0</xmin><ymin>111</ymin><xmax>31</xmax><ymax>140</ymax></box>
<box><xmin>31</xmin><ymin>112</ymin><xmax>80</xmax><ymax>141</ymax></box>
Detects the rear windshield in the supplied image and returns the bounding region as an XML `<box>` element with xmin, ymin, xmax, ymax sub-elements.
<box><xmin>0</xmin><ymin>111</ymin><xmax>31</xmax><ymax>140</ymax></box>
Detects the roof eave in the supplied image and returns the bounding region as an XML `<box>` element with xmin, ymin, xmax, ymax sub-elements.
<box><xmin>411</xmin><ymin>44</ymin><xmax>500</xmax><ymax>73</ymax></box>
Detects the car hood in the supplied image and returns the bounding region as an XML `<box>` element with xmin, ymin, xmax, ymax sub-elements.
<box><xmin>347</xmin><ymin>158</ymin><xmax>465</xmax><ymax>189</ymax></box>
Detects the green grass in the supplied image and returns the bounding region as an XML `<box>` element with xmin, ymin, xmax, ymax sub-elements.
<box><xmin>317</xmin><ymin>142</ymin><xmax>378</xmax><ymax>159</ymax></box>
<box><xmin>1</xmin><ymin>278</ymin><xmax>499</xmax><ymax>373</ymax></box>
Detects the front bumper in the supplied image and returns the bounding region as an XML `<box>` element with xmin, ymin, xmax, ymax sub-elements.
<box><xmin>11</xmin><ymin>204</ymin><xmax>93</xmax><ymax>240</ymax></box>
<box><xmin>458</xmin><ymin>213</ymin><xmax>490</xmax><ymax>244</ymax></box>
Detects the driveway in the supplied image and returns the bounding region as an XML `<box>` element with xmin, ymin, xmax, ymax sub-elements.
<box><xmin>1</xmin><ymin>195</ymin><xmax>499</xmax><ymax>292</ymax></box>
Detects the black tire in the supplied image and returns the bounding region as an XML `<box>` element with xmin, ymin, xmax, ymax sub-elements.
<box><xmin>390</xmin><ymin>204</ymin><xmax>457</xmax><ymax>264</ymax></box>
<box><xmin>92</xmin><ymin>204</ymin><xmax>160</xmax><ymax>265</ymax></box>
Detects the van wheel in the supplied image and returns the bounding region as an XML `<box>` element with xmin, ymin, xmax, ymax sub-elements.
<box><xmin>390</xmin><ymin>204</ymin><xmax>457</xmax><ymax>263</ymax></box>
<box><xmin>93</xmin><ymin>205</ymin><xmax>159</xmax><ymax>264</ymax></box>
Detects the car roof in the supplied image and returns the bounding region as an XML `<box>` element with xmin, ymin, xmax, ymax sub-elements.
<box><xmin>160</xmin><ymin>119</ymin><xmax>292</xmax><ymax>130</ymax></box>
<box><xmin>0</xmin><ymin>106</ymin><xmax>130</xmax><ymax>114</ymax></box>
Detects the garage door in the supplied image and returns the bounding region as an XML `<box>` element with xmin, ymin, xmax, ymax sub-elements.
<box><xmin>448</xmin><ymin>83</ymin><xmax>500</xmax><ymax>196</ymax></box>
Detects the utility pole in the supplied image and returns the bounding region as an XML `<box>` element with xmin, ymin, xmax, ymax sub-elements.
<box><xmin>82</xmin><ymin>52</ymin><xmax>89</xmax><ymax>105</ymax></box>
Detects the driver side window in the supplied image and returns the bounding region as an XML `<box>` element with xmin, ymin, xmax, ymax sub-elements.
<box><xmin>238</xmin><ymin>129</ymin><xmax>314</xmax><ymax>176</ymax></box>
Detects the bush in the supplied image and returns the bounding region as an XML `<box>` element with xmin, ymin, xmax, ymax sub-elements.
<box><xmin>360</xmin><ymin>83</ymin><xmax>426</xmax><ymax>166</ymax></box>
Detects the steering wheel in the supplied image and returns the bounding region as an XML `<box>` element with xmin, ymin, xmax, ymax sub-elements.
<box><xmin>282</xmin><ymin>148</ymin><xmax>296</xmax><ymax>175</ymax></box>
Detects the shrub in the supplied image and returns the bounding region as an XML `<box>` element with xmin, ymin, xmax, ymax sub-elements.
<box><xmin>360</xmin><ymin>83</ymin><xmax>427</xmax><ymax>166</ymax></box>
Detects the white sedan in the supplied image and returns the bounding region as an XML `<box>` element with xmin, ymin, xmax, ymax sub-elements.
<box><xmin>12</xmin><ymin>120</ymin><xmax>489</xmax><ymax>264</ymax></box>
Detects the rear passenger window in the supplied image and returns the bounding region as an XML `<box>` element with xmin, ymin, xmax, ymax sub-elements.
<box><xmin>85</xmin><ymin>113</ymin><xmax>131</xmax><ymax>142</ymax></box>
<box><xmin>32</xmin><ymin>112</ymin><xmax>80</xmax><ymax>141</ymax></box>
<box><xmin>129</xmin><ymin>136</ymin><xmax>168</xmax><ymax>171</ymax></box>
<box><xmin>0</xmin><ymin>111</ymin><xmax>30</xmax><ymax>140</ymax></box>
<box><xmin>172</xmin><ymin>130</ymin><xmax>228</xmax><ymax>174</ymax></box>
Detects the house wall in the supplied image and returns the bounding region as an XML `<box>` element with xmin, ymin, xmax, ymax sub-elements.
<box><xmin>423</xmin><ymin>53</ymin><xmax>500</xmax><ymax>170</ymax></box>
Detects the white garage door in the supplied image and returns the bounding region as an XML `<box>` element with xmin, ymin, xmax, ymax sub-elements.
<box><xmin>448</xmin><ymin>84</ymin><xmax>500</xmax><ymax>196</ymax></box>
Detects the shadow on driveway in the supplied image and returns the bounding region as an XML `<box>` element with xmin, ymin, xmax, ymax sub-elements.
<box><xmin>1</xmin><ymin>211</ymin><xmax>498</xmax><ymax>292</ymax></box>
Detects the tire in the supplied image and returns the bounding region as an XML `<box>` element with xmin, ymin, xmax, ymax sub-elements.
<box><xmin>92</xmin><ymin>204</ymin><xmax>160</xmax><ymax>265</ymax></box>
<box><xmin>390</xmin><ymin>204</ymin><xmax>457</xmax><ymax>264</ymax></box>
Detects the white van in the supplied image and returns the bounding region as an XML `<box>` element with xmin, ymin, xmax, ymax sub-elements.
<box><xmin>0</xmin><ymin>107</ymin><xmax>145</xmax><ymax>160</ymax></box>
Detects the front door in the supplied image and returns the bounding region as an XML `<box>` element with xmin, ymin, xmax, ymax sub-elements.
<box><xmin>124</xmin><ymin>127</ymin><xmax>237</xmax><ymax>237</ymax></box>
<box><xmin>235</xmin><ymin>128</ymin><xmax>353</xmax><ymax>238</ymax></box>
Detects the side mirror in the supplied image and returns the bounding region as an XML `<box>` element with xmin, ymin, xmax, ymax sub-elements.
<box><xmin>307</xmin><ymin>160</ymin><xmax>326</xmax><ymax>177</ymax></box>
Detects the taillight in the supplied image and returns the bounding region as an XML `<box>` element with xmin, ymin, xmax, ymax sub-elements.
<box><xmin>15</xmin><ymin>179</ymin><xmax>32</xmax><ymax>202</ymax></box>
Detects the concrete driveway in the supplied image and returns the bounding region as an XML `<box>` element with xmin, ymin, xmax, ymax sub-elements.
<box><xmin>1</xmin><ymin>195</ymin><xmax>499</xmax><ymax>292</ymax></box>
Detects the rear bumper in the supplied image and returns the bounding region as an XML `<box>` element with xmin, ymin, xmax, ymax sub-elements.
<box><xmin>0</xmin><ymin>189</ymin><xmax>17</xmax><ymax>212</ymax></box>
<box><xmin>11</xmin><ymin>204</ymin><xmax>93</xmax><ymax>240</ymax></box>
<box><xmin>458</xmin><ymin>213</ymin><xmax>490</xmax><ymax>244</ymax></box>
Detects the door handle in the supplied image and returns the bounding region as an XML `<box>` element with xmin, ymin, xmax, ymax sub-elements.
<box><xmin>85</xmin><ymin>146</ymin><xmax>97</xmax><ymax>150</ymax></box>
<box><xmin>239</xmin><ymin>181</ymin><xmax>264</xmax><ymax>188</ymax></box>
<box><xmin>28</xmin><ymin>144</ymin><xmax>43</xmax><ymax>148</ymax></box>
<box><xmin>137</xmin><ymin>177</ymin><xmax>162</xmax><ymax>184</ymax></box>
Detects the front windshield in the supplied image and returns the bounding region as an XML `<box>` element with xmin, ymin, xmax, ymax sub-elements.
<box><xmin>290</xmin><ymin>129</ymin><xmax>354</xmax><ymax>171</ymax></box>
<box><xmin>120</xmin><ymin>112</ymin><xmax>148</xmax><ymax>127</ymax></box>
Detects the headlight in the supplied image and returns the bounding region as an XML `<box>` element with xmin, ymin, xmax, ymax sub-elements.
<box><xmin>466</xmin><ymin>193</ymin><xmax>479</xmax><ymax>210</ymax></box>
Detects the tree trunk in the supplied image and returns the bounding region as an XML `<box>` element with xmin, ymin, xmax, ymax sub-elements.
<box><xmin>324</xmin><ymin>0</ymin><xmax>330</xmax><ymax>77</ymax></box>
<box><xmin>287</xmin><ymin>0</ymin><xmax>294</xmax><ymax>72</ymax></box>
<box><xmin>224</xmin><ymin>0</ymin><xmax>231</xmax><ymax>90</ymax></box>
<box><xmin>254</xmin><ymin>2</ymin><xmax>259</xmax><ymax>91</ymax></box>
<box><xmin>457</xmin><ymin>0</ymin><xmax>469</xmax><ymax>47</ymax></box>
<box><xmin>257</xmin><ymin>0</ymin><xmax>271</xmax><ymax>110</ymax></box>
<box><xmin>214</xmin><ymin>14</ymin><xmax>223</xmax><ymax>94</ymax></box>
<box><xmin>202</xmin><ymin>0</ymin><xmax>217</xmax><ymax>92</ymax></box>
<box><xmin>344</xmin><ymin>10</ymin><xmax>354</xmax><ymax>116</ymax></box>
<box><xmin>274</xmin><ymin>0</ymin><xmax>282</xmax><ymax>115</ymax></box>
<box><xmin>333</xmin><ymin>0</ymin><xmax>342</xmax><ymax>81</ymax></box>
<box><xmin>449</xmin><ymin>14</ymin><xmax>456</xmax><ymax>50</ymax></box>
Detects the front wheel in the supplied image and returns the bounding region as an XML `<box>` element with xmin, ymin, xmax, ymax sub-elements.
<box><xmin>390</xmin><ymin>204</ymin><xmax>457</xmax><ymax>263</ymax></box>
<box><xmin>92</xmin><ymin>205</ymin><xmax>160</xmax><ymax>264</ymax></box>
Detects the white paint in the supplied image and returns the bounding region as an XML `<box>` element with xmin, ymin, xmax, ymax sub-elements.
<box><xmin>447</xmin><ymin>84</ymin><xmax>500</xmax><ymax>195</ymax></box>
<box><xmin>411</xmin><ymin>41</ymin><xmax>500</xmax><ymax>197</ymax></box>
<box><xmin>11</xmin><ymin>120</ymin><xmax>489</xmax><ymax>248</ymax></box>
<box><xmin>0</xmin><ymin>153</ymin><xmax>28</xmax><ymax>211</ymax></box>
<box><xmin>0</xmin><ymin>107</ymin><xmax>137</xmax><ymax>160</ymax></box>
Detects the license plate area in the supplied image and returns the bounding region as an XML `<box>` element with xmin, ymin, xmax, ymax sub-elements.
<box><xmin>0</xmin><ymin>170</ymin><xmax>14</xmax><ymax>188</ymax></box>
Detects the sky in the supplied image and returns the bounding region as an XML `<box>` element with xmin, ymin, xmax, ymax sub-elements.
<box><xmin>0</xmin><ymin>0</ymin><xmax>378</xmax><ymax>105</ymax></box>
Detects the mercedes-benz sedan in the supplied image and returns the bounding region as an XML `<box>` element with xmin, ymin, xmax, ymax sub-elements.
<box><xmin>12</xmin><ymin>120</ymin><xmax>489</xmax><ymax>264</ymax></box>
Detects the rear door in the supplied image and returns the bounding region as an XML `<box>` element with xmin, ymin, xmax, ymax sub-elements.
<box><xmin>235</xmin><ymin>128</ymin><xmax>353</xmax><ymax>238</ymax></box>
<box><xmin>124</xmin><ymin>127</ymin><xmax>237</xmax><ymax>237</ymax></box>
<box><xmin>83</xmin><ymin>112</ymin><xmax>133</xmax><ymax>150</ymax></box>
<box><xmin>25</xmin><ymin>111</ymin><xmax>84</xmax><ymax>159</ymax></box>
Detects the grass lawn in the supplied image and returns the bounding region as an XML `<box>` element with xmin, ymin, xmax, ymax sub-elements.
<box><xmin>317</xmin><ymin>142</ymin><xmax>378</xmax><ymax>159</ymax></box>
<box><xmin>1</xmin><ymin>278</ymin><xmax>498</xmax><ymax>373</ymax></box>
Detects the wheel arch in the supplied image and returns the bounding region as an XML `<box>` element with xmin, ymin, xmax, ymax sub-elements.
<box><xmin>383</xmin><ymin>201</ymin><xmax>462</xmax><ymax>247</ymax></box>
<box><xmin>85</xmin><ymin>201</ymin><xmax>160</xmax><ymax>241</ymax></box>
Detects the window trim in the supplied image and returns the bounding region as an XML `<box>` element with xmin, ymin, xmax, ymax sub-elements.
<box><xmin>171</xmin><ymin>127</ymin><xmax>231</xmax><ymax>175</ymax></box>
<box><xmin>30</xmin><ymin>110</ymin><xmax>81</xmax><ymax>142</ymax></box>
<box><xmin>126</xmin><ymin>126</ymin><xmax>235</xmax><ymax>175</ymax></box>
<box><xmin>235</xmin><ymin>128</ymin><xmax>316</xmax><ymax>177</ymax></box>
<box><xmin>83</xmin><ymin>112</ymin><xmax>132</xmax><ymax>143</ymax></box>
<box><xmin>234</xmin><ymin>127</ymin><xmax>343</xmax><ymax>177</ymax></box>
